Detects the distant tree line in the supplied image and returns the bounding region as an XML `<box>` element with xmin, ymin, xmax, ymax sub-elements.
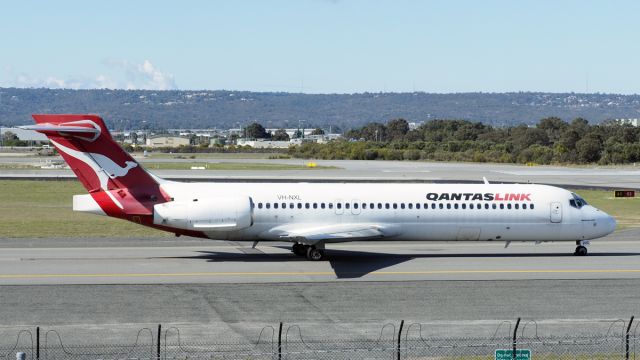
<box><xmin>287</xmin><ymin>117</ymin><xmax>640</xmax><ymax>165</ymax></box>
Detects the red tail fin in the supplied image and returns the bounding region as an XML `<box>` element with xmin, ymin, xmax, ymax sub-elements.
<box><xmin>24</xmin><ymin>114</ymin><xmax>168</xmax><ymax>217</ymax></box>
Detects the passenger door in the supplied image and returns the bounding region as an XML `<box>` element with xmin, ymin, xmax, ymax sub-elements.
<box><xmin>550</xmin><ymin>202</ymin><xmax>562</xmax><ymax>223</ymax></box>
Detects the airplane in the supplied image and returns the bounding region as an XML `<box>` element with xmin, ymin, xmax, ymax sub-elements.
<box><xmin>21</xmin><ymin>114</ymin><xmax>617</xmax><ymax>261</ymax></box>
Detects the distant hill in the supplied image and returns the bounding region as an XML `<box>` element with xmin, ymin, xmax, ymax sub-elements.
<box><xmin>1</xmin><ymin>88</ymin><xmax>639</xmax><ymax>130</ymax></box>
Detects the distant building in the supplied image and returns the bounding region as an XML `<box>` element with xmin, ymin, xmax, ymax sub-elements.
<box><xmin>209</xmin><ymin>138</ymin><xmax>226</xmax><ymax>146</ymax></box>
<box><xmin>614</xmin><ymin>118</ymin><xmax>639</xmax><ymax>127</ymax></box>
<box><xmin>145</xmin><ymin>136</ymin><xmax>190</xmax><ymax>148</ymax></box>
<box><xmin>236</xmin><ymin>139</ymin><xmax>292</xmax><ymax>149</ymax></box>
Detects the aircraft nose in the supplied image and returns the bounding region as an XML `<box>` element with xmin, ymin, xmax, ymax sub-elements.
<box><xmin>603</xmin><ymin>214</ymin><xmax>617</xmax><ymax>235</ymax></box>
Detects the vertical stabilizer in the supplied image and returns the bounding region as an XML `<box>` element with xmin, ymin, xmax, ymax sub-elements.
<box><xmin>22</xmin><ymin>114</ymin><xmax>168</xmax><ymax>217</ymax></box>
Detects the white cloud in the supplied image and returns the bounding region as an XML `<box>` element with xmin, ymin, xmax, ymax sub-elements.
<box><xmin>137</xmin><ymin>60</ymin><xmax>177</xmax><ymax>90</ymax></box>
<box><xmin>103</xmin><ymin>59</ymin><xmax>177</xmax><ymax>90</ymax></box>
<box><xmin>3</xmin><ymin>60</ymin><xmax>178</xmax><ymax>90</ymax></box>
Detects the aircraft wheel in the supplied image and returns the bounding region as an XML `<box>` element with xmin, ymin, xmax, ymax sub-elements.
<box><xmin>306</xmin><ymin>247</ymin><xmax>325</xmax><ymax>261</ymax></box>
<box><xmin>574</xmin><ymin>245</ymin><xmax>588</xmax><ymax>256</ymax></box>
<box><xmin>292</xmin><ymin>243</ymin><xmax>307</xmax><ymax>256</ymax></box>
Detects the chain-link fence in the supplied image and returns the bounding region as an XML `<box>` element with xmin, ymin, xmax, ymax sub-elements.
<box><xmin>1</xmin><ymin>317</ymin><xmax>638</xmax><ymax>360</ymax></box>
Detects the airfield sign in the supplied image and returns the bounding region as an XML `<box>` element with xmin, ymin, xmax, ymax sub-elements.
<box><xmin>495</xmin><ymin>349</ymin><xmax>531</xmax><ymax>360</ymax></box>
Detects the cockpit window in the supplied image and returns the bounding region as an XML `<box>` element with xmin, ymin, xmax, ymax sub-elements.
<box><xmin>569</xmin><ymin>193</ymin><xmax>589</xmax><ymax>209</ymax></box>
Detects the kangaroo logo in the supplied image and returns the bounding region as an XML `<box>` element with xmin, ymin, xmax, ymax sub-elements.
<box><xmin>50</xmin><ymin>139</ymin><xmax>138</xmax><ymax>209</ymax></box>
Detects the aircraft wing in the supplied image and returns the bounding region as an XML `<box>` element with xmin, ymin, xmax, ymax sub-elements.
<box><xmin>261</xmin><ymin>223</ymin><xmax>399</xmax><ymax>245</ymax></box>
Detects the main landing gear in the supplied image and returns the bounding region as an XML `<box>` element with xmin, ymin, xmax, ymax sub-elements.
<box><xmin>292</xmin><ymin>243</ymin><xmax>326</xmax><ymax>261</ymax></box>
<box><xmin>574</xmin><ymin>240</ymin><xmax>589</xmax><ymax>256</ymax></box>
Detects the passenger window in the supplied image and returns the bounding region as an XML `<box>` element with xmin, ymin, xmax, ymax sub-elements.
<box><xmin>446</xmin><ymin>203</ymin><xmax>451</xmax><ymax>209</ymax></box>
<box><xmin>530</xmin><ymin>204</ymin><xmax>535</xmax><ymax>210</ymax></box>
<box><xmin>274</xmin><ymin>203</ymin><xmax>279</xmax><ymax>209</ymax></box>
<box><xmin>266</xmin><ymin>203</ymin><xmax>271</xmax><ymax>209</ymax></box>
<box><xmin>416</xmin><ymin>203</ymin><xmax>421</xmax><ymax>209</ymax></box>
<box><xmin>408</xmin><ymin>203</ymin><xmax>413</xmax><ymax>209</ymax></box>
<box><xmin>507</xmin><ymin>204</ymin><xmax>512</xmax><ymax>209</ymax></box>
<box><xmin>438</xmin><ymin>203</ymin><xmax>443</xmax><ymax>209</ymax></box>
<box><xmin>281</xmin><ymin>203</ymin><xmax>286</xmax><ymax>209</ymax></box>
<box><xmin>499</xmin><ymin>204</ymin><xmax>504</xmax><ymax>209</ymax></box>
<box><xmin>393</xmin><ymin>203</ymin><xmax>397</xmax><ymax>209</ymax></box>
<box><xmin>329</xmin><ymin>203</ymin><xmax>334</xmax><ymax>209</ymax></box>
<box><xmin>321</xmin><ymin>203</ymin><xmax>326</xmax><ymax>209</ymax></box>
<box><xmin>385</xmin><ymin>203</ymin><xmax>390</xmax><ymax>209</ymax></box>
<box><xmin>492</xmin><ymin>204</ymin><xmax>497</xmax><ymax>209</ymax></box>
<box><xmin>354</xmin><ymin>203</ymin><xmax>359</xmax><ymax>209</ymax></box>
<box><xmin>432</xmin><ymin>203</ymin><xmax>436</xmax><ymax>209</ymax></box>
<box><xmin>362</xmin><ymin>203</ymin><xmax>367</xmax><ymax>209</ymax></box>
<box><xmin>515</xmin><ymin>204</ymin><xmax>519</xmax><ymax>209</ymax></box>
<box><xmin>462</xmin><ymin>204</ymin><xmax>467</xmax><ymax>209</ymax></box>
<box><xmin>370</xmin><ymin>203</ymin><xmax>374</xmax><ymax>209</ymax></box>
<box><xmin>345</xmin><ymin>203</ymin><xmax>350</xmax><ymax>209</ymax></box>
<box><xmin>297</xmin><ymin>203</ymin><xmax>302</xmax><ymax>209</ymax></box>
<box><xmin>400</xmin><ymin>203</ymin><xmax>405</xmax><ymax>209</ymax></box>
<box><xmin>522</xmin><ymin>203</ymin><xmax>527</xmax><ymax>209</ymax></box>
<box><xmin>337</xmin><ymin>203</ymin><xmax>342</xmax><ymax>209</ymax></box>
<box><xmin>258</xmin><ymin>203</ymin><xmax>263</xmax><ymax>209</ymax></box>
<box><xmin>290</xmin><ymin>203</ymin><xmax>294</xmax><ymax>209</ymax></box>
<box><xmin>477</xmin><ymin>203</ymin><xmax>481</xmax><ymax>209</ymax></box>
<box><xmin>305</xmin><ymin>203</ymin><xmax>310</xmax><ymax>209</ymax></box>
<box><xmin>454</xmin><ymin>203</ymin><xmax>459</xmax><ymax>209</ymax></box>
<box><xmin>378</xmin><ymin>203</ymin><xmax>382</xmax><ymax>209</ymax></box>
<box><xmin>469</xmin><ymin>204</ymin><xmax>474</xmax><ymax>209</ymax></box>
<box><xmin>485</xmin><ymin>204</ymin><xmax>489</xmax><ymax>209</ymax></box>
<box><xmin>313</xmin><ymin>203</ymin><xmax>318</xmax><ymax>209</ymax></box>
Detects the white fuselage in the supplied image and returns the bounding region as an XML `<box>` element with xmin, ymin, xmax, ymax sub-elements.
<box><xmin>159</xmin><ymin>182</ymin><xmax>616</xmax><ymax>243</ymax></box>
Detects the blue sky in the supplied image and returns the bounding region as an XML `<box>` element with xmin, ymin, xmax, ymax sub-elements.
<box><xmin>1</xmin><ymin>0</ymin><xmax>639</xmax><ymax>94</ymax></box>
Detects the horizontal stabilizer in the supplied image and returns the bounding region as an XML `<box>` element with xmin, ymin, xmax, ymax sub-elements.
<box><xmin>20</xmin><ymin>120</ymin><xmax>102</xmax><ymax>142</ymax></box>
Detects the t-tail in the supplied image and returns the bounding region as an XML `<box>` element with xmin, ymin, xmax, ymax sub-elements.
<box><xmin>21</xmin><ymin>114</ymin><xmax>170</xmax><ymax>225</ymax></box>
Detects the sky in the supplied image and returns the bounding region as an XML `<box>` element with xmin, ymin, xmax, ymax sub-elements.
<box><xmin>1</xmin><ymin>0</ymin><xmax>639</xmax><ymax>94</ymax></box>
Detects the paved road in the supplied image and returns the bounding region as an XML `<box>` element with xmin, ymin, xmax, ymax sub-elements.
<box><xmin>1</xmin><ymin>230</ymin><xmax>640</xmax><ymax>285</ymax></box>
<box><xmin>1</xmin><ymin>157</ymin><xmax>639</xmax><ymax>188</ymax></box>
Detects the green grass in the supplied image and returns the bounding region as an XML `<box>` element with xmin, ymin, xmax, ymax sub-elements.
<box><xmin>0</xmin><ymin>181</ymin><xmax>637</xmax><ymax>238</ymax></box>
<box><xmin>0</xmin><ymin>161</ymin><xmax>338</xmax><ymax>171</ymax></box>
<box><xmin>143</xmin><ymin>152</ymin><xmax>282</xmax><ymax>159</ymax></box>
<box><xmin>0</xmin><ymin>164</ymin><xmax>40</xmax><ymax>169</ymax></box>
<box><xmin>0</xmin><ymin>180</ymin><xmax>169</xmax><ymax>238</ymax></box>
<box><xmin>140</xmin><ymin>162</ymin><xmax>338</xmax><ymax>170</ymax></box>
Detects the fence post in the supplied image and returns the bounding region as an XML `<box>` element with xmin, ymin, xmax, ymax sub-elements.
<box><xmin>156</xmin><ymin>324</ymin><xmax>161</xmax><ymax>360</ymax></box>
<box><xmin>512</xmin><ymin>318</ymin><xmax>521</xmax><ymax>360</ymax></box>
<box><xmin>626</xmin><ymin>316</ymin><xmax>634</xmax><ymax>360</ymax></box>
<box><xmin>36</xmin><ymin>327</ymin><xmax>39</xmax><ymax>360</ymax></box>
<box><xmin>278</xmin><ymin>322</ymin><xmax>283</xmax><ymax>360</ymax></box>
<box><xmin>397</xmin><ymin>320</ymin><xmax>404</xmax><ymax>360</ymax></box>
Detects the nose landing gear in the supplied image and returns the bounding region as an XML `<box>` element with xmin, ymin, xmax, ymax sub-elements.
<box><xmin>574</xmin><ymin>240</ymin><xmax>589</xmax><ymax>256</ymax></box>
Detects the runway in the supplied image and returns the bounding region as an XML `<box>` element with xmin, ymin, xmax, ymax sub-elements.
<box><xmin>2</xmin><ymin>231</ymin><xmax>640</xmax><ymax>341</ymax></box>
<box><xmin>1</xmin><ymin>157</ymin><xmax>639</xmax><ymax>188</ymax></box>
<box><xmin>1</xmin><ymin>230</ymin><xmax>640</xmax><ymax>285</ymax></box>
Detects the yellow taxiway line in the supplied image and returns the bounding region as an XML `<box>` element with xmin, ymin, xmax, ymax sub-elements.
<box><xmin>2</xmin><ymin>268</ymin><xmax>640</xmax><ymax>279</ymax></box>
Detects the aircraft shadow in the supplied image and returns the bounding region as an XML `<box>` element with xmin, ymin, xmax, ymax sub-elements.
<box><xmin>163</xmin><ymin>249</ymin><xmax>640</xmax><ymax>279</ymax></box>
